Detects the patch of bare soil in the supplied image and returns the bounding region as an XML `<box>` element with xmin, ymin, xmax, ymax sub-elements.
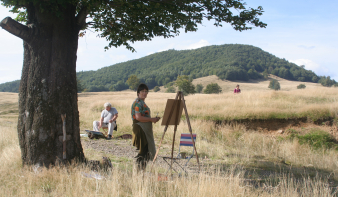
<box><xmin>216</xmin><ymin>118</ymin><xmax>338</xmax><ymax>139</ymax></box>
<box><xmin>81</xmin><ymin>118</ymin><xmax>338</xmax><ymax>180</ymax></box>
<box><xmin>81</xmin><ymin>137</ymin><xmax>207</xmax><ymax>175</ymax></box>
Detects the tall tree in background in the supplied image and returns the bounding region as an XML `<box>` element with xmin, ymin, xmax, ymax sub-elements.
<box><xmin>175</xmin><ymin>75</ymin><xmax>195</xmax><ymax>96</ymax></box>
<box><xmin>0</xmin><ymin>0</ymin><xmax>266</xmax><ymax>166</ymax></box>
<box><xmin>126</xmin><ymin>75</ymin><xmax>140</xmax><ymax>90</ymax></box>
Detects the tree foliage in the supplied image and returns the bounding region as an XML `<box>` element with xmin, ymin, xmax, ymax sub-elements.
<box><xmin>269</xmin><ymin>79</ymin><xmax>280</xmax><ymax>91</ymax></box>
<box><xmin>175</xmin><ymin>75</ymin><xmax>195</xmax><ymax>96</ymax></box>
<box><xmin>166</xmin><ymin>86</ymin><xmax>176</xmax><ymax>93</ymax></box>
<box><xmin>153</xmin><ymin>86</ymin><xmax>160</xmax><ymax>92</ymax></box>
<box><xmin>195</xmin><ymin>84</ymin><xmax>203</xmax><ymax>93</ymax></box>
<box><xmin>77</xmin><ymin>79</ymin><xmax>84</xmax><ymax>93</ymax></box>
<box><xmin>0</xmin><ymin>80</ymin><xmax>20</xmax><ymax>92</ymax></box>
<box><xmin>318</xmin><ymin>76</ymin><xmax>336</xmax><ymax>87</ymax></box>
<box><xmin>2</xmin><ymin>0</ymin><xmax>266</xmax><ymax>51</ymax></box>
<box><xmin>204</xmin><ymin>83</ymin><xmax>222</xmax><ymax>94</ymax></box>
<box><xmin>126</xmin><ymin>75</ymin><xmax>140</xmax><ymax>90</ymax></box>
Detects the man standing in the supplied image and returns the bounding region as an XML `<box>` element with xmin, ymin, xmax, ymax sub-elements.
<box><xmin>93</xmin><ymin>102</ymin><xmax>118</xmax><ymax>139</ymax></box>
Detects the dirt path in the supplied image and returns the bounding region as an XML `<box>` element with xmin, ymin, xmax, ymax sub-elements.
<box><xmin>81</xmin><ymin>137</ymin><xmax>204</xmax><ymax>174</ymax></box>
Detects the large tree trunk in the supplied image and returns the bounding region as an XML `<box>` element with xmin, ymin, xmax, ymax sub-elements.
<box><xmin>1</xmin><ymin>4</ymin><xmax>85</xmax><ymax>166</ymax></box>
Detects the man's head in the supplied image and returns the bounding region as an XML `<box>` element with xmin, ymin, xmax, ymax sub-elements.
<box><xmin>104</xmin><ymin>102</ymin><xmax>112</xmax><ymax>111</ymax></box>
<box><xmin>236</xmin><ymin>85</ymin><xmax>240</xmax><ymax>89</ymax></box>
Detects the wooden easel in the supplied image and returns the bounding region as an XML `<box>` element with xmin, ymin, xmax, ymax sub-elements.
<box><xmin>151</xmin><ymin>91</ymin><xmax>200</xmax><ymax>173</ymax></box>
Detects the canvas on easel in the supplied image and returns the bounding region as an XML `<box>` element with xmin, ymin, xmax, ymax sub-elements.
<box><xmin>161</xmin><ymin>99</ymin><xmax>184</xmax><ymax>126</ymax></box>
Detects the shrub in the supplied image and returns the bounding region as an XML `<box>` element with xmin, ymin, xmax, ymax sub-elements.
<box><xmin>268</xmin><ymin>79</ymin><xmax>280</xmax><ymax>91</ymax></box>
<box><xmin>165</xmin><ymin>86</ymin><xmax>176</xmax><ymax>93</ymax></box>
<box><xmin>204</xmin><ymin>83</ymin><xmax>222</xmax><ymax>94</ymax></box>
<box><xmin>287</xmin><ymin>129</ymin><xmax>338</xmax><ymax>150</ymax></box>
<box><xmin>195</xmin><ymin>84</ymin><xmax>203</xmax><ymax>93</ymax></box>
<box><xmin>153</xmin><ymin>86</ymin><xmax>160</xmax><ymax>92</ymax></box>
<box><xmin>297</xmin><ymin>84</ymin><xmax>306</xmax><ymax>89</ymax></box>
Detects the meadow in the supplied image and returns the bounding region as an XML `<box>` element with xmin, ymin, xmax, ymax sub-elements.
<box><xmin>1</xmin><ymin>83</ymin><xmax>338</xmax><ymax>196</ymax></box>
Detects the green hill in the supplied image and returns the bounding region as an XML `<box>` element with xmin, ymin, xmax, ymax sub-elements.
<box><xmin>0</xmin><ymin>44</ymin><xmax>334</xmax><ymax>92</ymax></box>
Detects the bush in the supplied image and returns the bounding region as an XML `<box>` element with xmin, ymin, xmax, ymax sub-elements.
<box><xmin>153</xmin><ymin>86</ymin><xmax>160</xmax><ymax>92</ymax></box>
<box><xmin>165</xmin><ymin>86</ymin><xmax>176</xmax><ymax>93</ymax></box>
<box><xmin>204</xmin><ymin>83</ymin><xmax>222</xmax><ymax>94</ymax></box>
<box><xmin>297</xmin><ymin>84</ymin><xmax>306</xmax><ymax>89</ymax></box>
<box><xmin>195</xmin><ymin>84</ymin><xmax>203</xmax><ymax>93</ymax></box>
<box><xmin>268</xmin><ymin>79</ymin><xmax>280</xmax><ymax>91</ymax></box>
<box><xmin>287</xmin><ymin>129</ymin><xmax>338</xmax><ymax>150</ymax></box>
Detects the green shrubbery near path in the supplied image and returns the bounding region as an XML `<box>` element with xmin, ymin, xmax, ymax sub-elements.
<box><xmin>284</xmin><ymin>129</ymin><xmax>338</xmax><ymax>151</ymax></box>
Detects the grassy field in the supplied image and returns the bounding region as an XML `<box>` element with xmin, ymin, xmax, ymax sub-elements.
<box><xmin>1</xmin><ymin>80</ymin><xmax>338</xmax><ymax>196</ymax></box>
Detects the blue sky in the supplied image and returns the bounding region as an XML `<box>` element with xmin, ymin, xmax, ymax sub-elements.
<box><xmin>1</xmin><ymin>0</ymin><xmax>337</xmax><ymax>84</ymax></box>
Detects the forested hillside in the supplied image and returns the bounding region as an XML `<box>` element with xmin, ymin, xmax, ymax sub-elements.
<box><xmin>1</xmin><ymin>44</ymin><xmax>335</xmax><ymax>92</ymax></box>
<box><xmin>0</xmin><ymin>80</ymin><xmax>20</xmax><ymax>92</ymax></box>
<box><xmin>76</xmin><ymin>44</ymin><xmax>320</xmax><ymax>92</ymax></box>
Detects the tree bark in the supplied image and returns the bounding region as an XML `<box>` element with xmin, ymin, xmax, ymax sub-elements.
<box><xmin>1</xmin><ymin>4</ymin><xmax>85</xmax><ymax>166</ymax></box>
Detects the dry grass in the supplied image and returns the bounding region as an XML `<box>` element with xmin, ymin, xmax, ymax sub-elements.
<box><xmin>1</xmin><ymin>85</ymin><xmax>338</xmax><ymax>196</ymax></box>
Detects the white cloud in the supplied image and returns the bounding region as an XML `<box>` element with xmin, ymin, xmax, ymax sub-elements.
<box><xmin>109</xmin><ymin>54</ymin><xmax>128</xmax><ymax>64</ymax></box>
<box><xmin>289</xmin><ymin>59</ymin><xmax>329</xmax><ymax>76</ymax></box>
<box><xmin>181</xmin><ymin>39</ymin><xmax>210</xmax><ymax>50</ymax></box>
<box><xmin>297</xmin><ymin>45</ymin><xmax>315</xmax><ymax>50</ymax></box>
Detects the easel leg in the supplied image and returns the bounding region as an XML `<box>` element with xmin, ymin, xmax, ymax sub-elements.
<box><xmin>181</xmin><ymin>94</ymin><xmax>200</xmax><ymax>172</ymax></box>
<box><xmin>151</xmin><ymin>92</ymin><xmax>180</xmax><ymax>171</ymax></box>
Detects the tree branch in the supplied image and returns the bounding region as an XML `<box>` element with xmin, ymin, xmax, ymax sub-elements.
<box><xmin>76</xmin><ymin>6</ymin><xmax>88</xmax><ymax>30</ymax></box>
<box><xmin>0</xmin><ymin>17</ymin><xmax>31</xmax><ymax>42</ymax></box>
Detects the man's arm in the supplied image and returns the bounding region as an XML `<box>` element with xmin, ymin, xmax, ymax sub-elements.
<box><xmin>99</xmin><ymin>117</ymin><xmax>104</xmax><ymax>129</ymax></box>
<box><xmin>109</xmin><ymin>113</ymin><xmax>118</xmax><ymax>123</ymax></box>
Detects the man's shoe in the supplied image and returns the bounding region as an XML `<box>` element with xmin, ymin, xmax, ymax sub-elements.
<box><xmin>107</xmin><ymin>135</ymin><xmax>112</xmax><ymax>140</ymax></box>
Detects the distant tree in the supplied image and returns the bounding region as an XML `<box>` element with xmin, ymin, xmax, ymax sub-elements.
<box><xmin>126</xmin><ymin>75</ymin><xmax>140</xmax><ymax>90</ymax></box>
<box><xmin>268</xmin><ymin>79</ymin><xmax>280</xmax><ymax>91</ymax></box>
<box><xmin>262</xmin><ymin>69</ymin><xmax>269</xmax><ymax>79</ymax></box>
<box><xmin>298</xmin><ymin>77</ymin><xmax>305</xmax><ymax>82</ymax></box>
<box><xmin>318</xmin><ymin>76</ymin><xmax>336</xmax><ymax>87</ymax></box>
<box><xmin>312</xmin><ymin>76</ymin><xmax>319</xmax><ymax>83</ymax></box>
<box><xmin>77</xmin><ymin>79</ymin><xmax>84</xmax><ymax>93</ymax></box>
<box><xmin>166</xmin><ymin>86</ymin><xmax>176</xmax><ymax>93</ymax></box>
<box><xmin>204</xmin><ymin>83</ymin><xmax>222</xmax><ymax>94</ymax></box>
<box><xmin>110</xmin><ymin>81</ymin><xmax>128</xmax><ymax>91</ymax></box>
<box><xmin>0</xmin><ymin>80</ymin><xmax>20</xmax><ymax>92</ymax></box>
<box><xmin>88</xmin><ymin>85</ymin><xmax>108</xmax><ymax>92</ymax></box>
<box><xmin>165</xmin><ymin>81</ymin><xmax>175</xmax><ymax>88</ymax></box>
<box><xmin>247</xmin><ymin>68</ymin><xmax>262</xmax><ymax>80</ymax></box>
<box><xmin>145</xmin><ymin>78</ymin><xmax>156</xmax><ymax>89</ymax></box>
<box><xmin>153</xmin><ymin>86</ymin><xmax>160</xmax><ymax>92</ymax></box>
<box><xmin>297</xmin><ymin>84</ymin><xmax>306</xmax><ymax>89</ymax></box>
<box><xmin>195</xmin><ymin>84</ymin><xmax>204</xmax><ymax>93</ymax></box>
<box><xmin>175</xmin><ymin>75</ymin><xmax>195</xmax><ymax>96</ymax></box>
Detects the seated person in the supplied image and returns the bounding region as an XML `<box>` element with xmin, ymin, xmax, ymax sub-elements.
<box><xmin>234</xmin><ymin>84</ymin><xmax>241</xmax><ymax>94</ymax></box>
<box><xmin>93</xmin><ymin>102</ymin><xmax>118</xmax><ymax>139</ymax></box>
